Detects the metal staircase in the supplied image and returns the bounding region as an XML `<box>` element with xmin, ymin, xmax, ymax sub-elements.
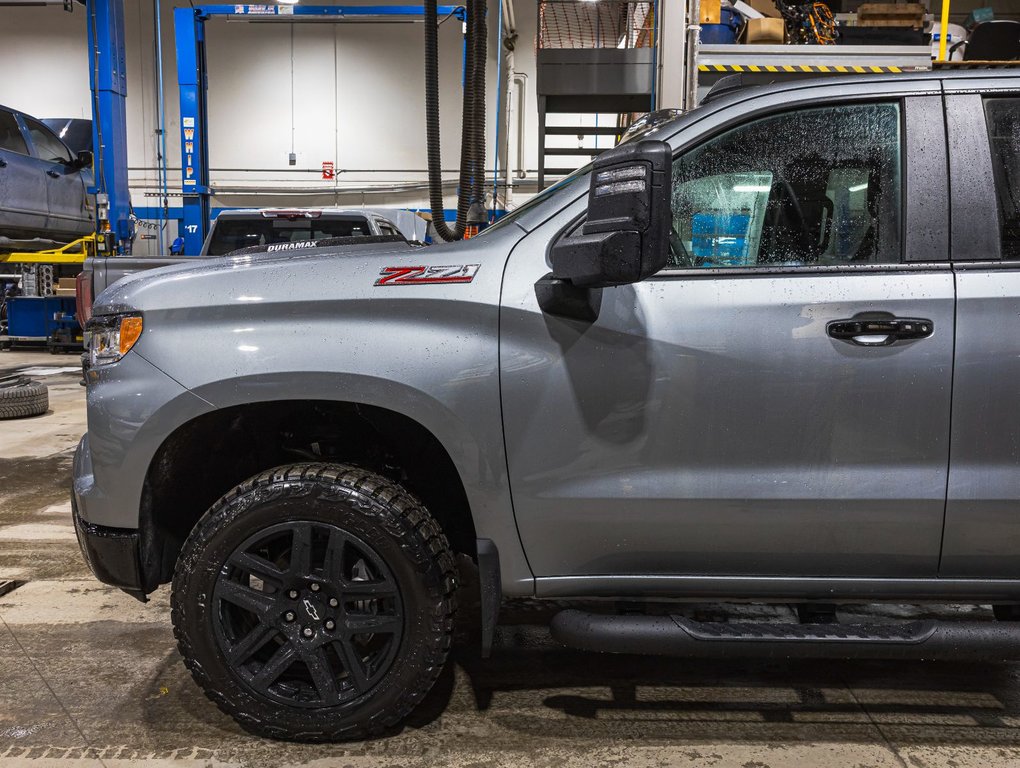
<box><xmin>535</xmin><ymin>0</ymin><xmax>657</xmax><ymax>189</ymax></box>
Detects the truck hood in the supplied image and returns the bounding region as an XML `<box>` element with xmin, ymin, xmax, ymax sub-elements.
<box><xmin>93</xmin><ymin>228</ymin><xmax>523</xmax><ymax>317</ymax></box>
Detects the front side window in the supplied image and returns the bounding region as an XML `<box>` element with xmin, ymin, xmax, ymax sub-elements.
<box><xmin>985</xmin><ymin>98</ymin><xmax>1020</xmax><ymax>259</ymax></box>
<box><xmin>669</xmin><ymin>102</ymin><xmax>902</xmax><ymax>269</ymax></box>
<box><xmin>23</xmin><ymin>116</ymin><xmax>72</xmax><ymax>164</ymax></box>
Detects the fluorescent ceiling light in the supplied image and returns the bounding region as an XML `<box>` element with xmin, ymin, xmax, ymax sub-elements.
<box><xmin>848</xmin><ymin>182</ymin><xmax>869</xmax><ymax>192</ymax></box>
<box><xmin>733</xmin><ymin>184</ymin><xmax>770</xmax><ymax>193</ymax></box>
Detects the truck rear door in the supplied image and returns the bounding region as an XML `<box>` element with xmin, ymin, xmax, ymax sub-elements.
<box><xmin>941</xmin><ymin>77</ymin><xmax>1020</xmax><ymax>578</ymax></box>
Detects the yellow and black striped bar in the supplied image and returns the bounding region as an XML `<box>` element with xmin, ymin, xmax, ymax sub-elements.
<box><xmin>698</xmin><ymin>63</ymin><xmax>909</xmax><ymax>74</ymax></box>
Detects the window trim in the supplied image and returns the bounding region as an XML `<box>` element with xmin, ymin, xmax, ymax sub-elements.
<box><xmin>661</xmin><ymin>98</ymin><xmax>910</xmax><ymax>272</ymax></box>
<box><xmin>904</xmin><ymin>95</ymin><xmax>949</xmax><ymax>263</ymax></box>
<box><xmin>647</xmin><ymin>260</ymin><xmax>951</xmax><ymax>281</ymax></box>
<box><xmin>946</xmin><ymin>93</ymin><xmax>1001</xmax><ymax>261</ymax></box>
<box><xmin>972</xmin><ymin>93</ymin><xmax>1020</xmax><ymax>263</ymax></box>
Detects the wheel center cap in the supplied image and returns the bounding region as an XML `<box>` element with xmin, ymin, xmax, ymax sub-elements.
<box><xmin>301</xmin><ymin>597</ymin><xmax>321</xmax><ymax>621</ymax></box>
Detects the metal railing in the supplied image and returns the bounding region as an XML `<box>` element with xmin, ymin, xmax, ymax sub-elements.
<box><xmin>538</xmin><ymin>0</ymin><xmax>655</xmax><ymax>50</ymax></box>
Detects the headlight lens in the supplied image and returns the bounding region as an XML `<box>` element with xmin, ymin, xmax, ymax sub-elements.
<box><xmin>87</xmin><ymin>314</ymin><xmax>143</xmax><ymax>367</ymax></box>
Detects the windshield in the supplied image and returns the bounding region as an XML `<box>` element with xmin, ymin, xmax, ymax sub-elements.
<box><xmin>207</xmin><ymin>216</ymin><xmax>374</xmax><ymax>255</ymax></box>
<box><xmin>475</xmin><ymin>161</ymin><xmax>594</xmax><ymax>237</ymax></box>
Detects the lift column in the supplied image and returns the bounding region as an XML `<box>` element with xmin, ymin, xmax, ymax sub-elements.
<box><xmin>175</xmin><ymin>7</ymin><xmax>211</xmax><ymax>256</ymax></box>
<box><xmin>86</xmin><ymin>0</ymin><xmax>133</xmax><ymax>252</ymax></box>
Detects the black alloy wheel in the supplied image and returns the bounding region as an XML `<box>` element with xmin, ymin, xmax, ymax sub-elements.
<box><xmin>172</xmin><ymin>464</ymin><xmax>457</xmax><ymax>741</ymax></box>
<box><xmin>213</xmin><ymin>520</ymin><xmax>404</xmax><ymax>708</ymax></box>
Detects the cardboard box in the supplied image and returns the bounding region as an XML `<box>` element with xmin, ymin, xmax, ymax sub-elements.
<box><xmin>746</xmin><ymin>0</ymin><xmax>782</xmax><ymax>19</ymax></box>
<box><xmin>857</xmin><ymin>3</ymin><xmax>925</xmax><ymax>29</ymax></box>
<box><xmin>743</xmin><ymin>17</ymin><xmax>786</xmax><ymax>43</ymax></box>
<box><xmin>57</xmin><ymin>277</ymin><xmax>76</xmax><ymax>290</ymax></box>
<box><xmin>54</xmin><ymin>288</ymin><xmax>76</xmax><ymax>296</ymax></box>
<box><xmin>731</xmin><ymin>0</ymin><xmax>764</xmax><ymax>19</ymax></box>
<box><xmin>700</xmin><ymin>0</ymin><xmax>721</xmax><ymax>25</ymax></box>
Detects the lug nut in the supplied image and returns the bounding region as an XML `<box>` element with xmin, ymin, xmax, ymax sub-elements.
<box><xmin>329</xmin><ymin>597</ymin><xmax>338</xmax><ymax>608</ymax></box>
<box><xmin>288</xmin><ymin>589</ymin><xmax>299</xmax><ymax>599</ymax></box>
<box><xmin>302</xmin><ymin>627</ymin><xmax>313</xmax><ymax>638</ymax></box>
<box><xmin>325</xmin><ymin>619</ymin><xmax>335</xmax><ymax>631</ymax></box>
<box><xmin>284</xmin><ymin>611</ymin><xmax>295</xmax><ymax>623</ymax></box>
<box><xmin>310</xmin><ymin>582</ymin><xmax>320</xmax><ymax>592</ymax></box>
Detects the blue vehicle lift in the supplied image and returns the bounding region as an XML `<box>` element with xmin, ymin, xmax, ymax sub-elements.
<box><xmin>86</xmin><ymin>0</ymin><xmax>133</xmax><ymax>253</ymax></box>
<box><xmin>173</xmin><ymin>4</ymin><xmax>464</xmax><ymax>255</ymax></box>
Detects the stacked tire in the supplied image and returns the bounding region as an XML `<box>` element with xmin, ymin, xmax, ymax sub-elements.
<box><xmin>0</xmin><ymin>377</ymin><xmax>49</xmax><ymax>420</ymax></box>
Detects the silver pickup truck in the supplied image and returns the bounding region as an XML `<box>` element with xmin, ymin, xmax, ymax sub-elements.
<box><xmin>72</xmin><ymin>71</ymin><xmax>1020</xmax><ymax>743</ymax></box>
<box><xmin>76</xmin><ymin>209</ymin><xmax>407</xmax><ymax>322</ymax></box>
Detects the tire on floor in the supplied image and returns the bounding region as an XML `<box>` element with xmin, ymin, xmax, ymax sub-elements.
<box><xmin>0</xmin><ymin>378</ymin><xmax>49</xmax><ymax>420</ymax></box>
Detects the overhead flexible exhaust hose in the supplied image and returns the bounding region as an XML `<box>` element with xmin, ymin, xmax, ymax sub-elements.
<box><xmin>469</xmin><ymin>0</ymin><xmax>487</xmax><ymax>217</ymax></box>
<box><xmin>424</xmin><ymin>0</ymin><xmax>487</xmax><ymax>241</ymax></box>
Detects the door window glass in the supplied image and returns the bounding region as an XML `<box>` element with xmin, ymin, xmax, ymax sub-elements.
<box><xmin>23</xmin><ymin>116</ymin><xmax>72</xmax><ymax>163</ymax></box>
<box><xmin>985</xmin><ymin>98</ymin><xmax>1020</xmax><ymax>259</ymax></box>
<box><xmin>669</xmin><ymin>103</ymin><xmax>902</xmax><ymax>268</ymax></box>
<box><xmin>0</xmin><ymin>111</ymin><xmax>28</xmax><ymax>155</ymax></box>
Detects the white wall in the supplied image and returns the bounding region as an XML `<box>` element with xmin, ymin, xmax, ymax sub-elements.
<box><xmin>0</xmin><ymin>7</ymin><xmax>91</xmax><ymax>119</ymax></box>
<box><xmin>0</xmin><ymin>0</ymin><xmax>539</xmax><ymax>251</ymax></box>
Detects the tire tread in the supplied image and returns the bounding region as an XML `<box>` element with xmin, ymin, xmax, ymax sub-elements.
<box><xmin>0</xmin><ymin>380</ymin><xmax>48</xmax><ymax>420</ymax></box>
<box><xmin>171</xmin><ymin>462</ymin><xmax>457</xmax><ymax>742</ymax></box>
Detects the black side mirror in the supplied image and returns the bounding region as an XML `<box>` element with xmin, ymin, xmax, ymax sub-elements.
<box><xmin>551</xmin><ymin>139</ymin><xmax>672</xmax><ymax>288</ymax></box>
<box><xmin>75</xmin><ymin>150</ymin><xmax>93</xmax><ymax>170</ymax></box>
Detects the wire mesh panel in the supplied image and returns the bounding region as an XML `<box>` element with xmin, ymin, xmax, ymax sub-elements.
<box><xmin>538</xmin><ymin>0</ymin><xmax>655</xmax><ymax>50</ymax></box>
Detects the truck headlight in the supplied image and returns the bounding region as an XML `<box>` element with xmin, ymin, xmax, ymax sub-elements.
<box><xmin>87</xmin><ymin>314</ymin><xmax>143</xmax><ymax>367</ymax></box>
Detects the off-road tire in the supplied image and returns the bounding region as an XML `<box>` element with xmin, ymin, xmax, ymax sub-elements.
<box><xmin>171</xmin><ymin>463</ymin><xmax>458</xmax><ymax>742</ymax></box>
<box><xmin>0</xmin><ymin>378</ymin><xmax>48</xmax><ymax>420</ymax></box>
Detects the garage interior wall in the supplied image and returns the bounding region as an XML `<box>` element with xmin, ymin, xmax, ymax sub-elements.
<box><xmin>0</xmin><ymin>0</ymin><xmax>545</xmax><ymax>253</ymax></box>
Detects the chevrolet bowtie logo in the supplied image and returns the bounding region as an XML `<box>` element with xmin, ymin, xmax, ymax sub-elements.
<box><xmin>302</xmin><ymin>598</ymin><xmax>320</xmax><ymax>621</ymax></box>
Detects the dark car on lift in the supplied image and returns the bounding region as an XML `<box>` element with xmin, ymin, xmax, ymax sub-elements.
<box><xmin>0</xmin><ymin>105</ymin><xmax>94</xmax><ymax>242</ymax></box>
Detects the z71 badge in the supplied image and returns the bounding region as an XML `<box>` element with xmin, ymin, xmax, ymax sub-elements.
<box><xmin>375</xmin><ymin>264</ymin><xmax>481</xmax><ymax>286</ymax></box>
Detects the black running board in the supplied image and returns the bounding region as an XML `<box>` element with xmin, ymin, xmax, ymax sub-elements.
<box><xmin>550</xmin><ymin>609</ymin><xmax>1020</xmax><ymax>661</ymax></box>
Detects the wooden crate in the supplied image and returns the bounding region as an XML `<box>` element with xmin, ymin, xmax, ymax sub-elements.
<box><xmin>857</xmin><ymin>3</ymin><xmax>925</xmax><ymax>28</ymax></box>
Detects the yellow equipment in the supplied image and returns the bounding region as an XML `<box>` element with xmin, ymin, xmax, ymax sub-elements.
<box><xmin>0</xmin><ymin>234</ymin><xmax>101</xmax><ymax>265</ymax></box>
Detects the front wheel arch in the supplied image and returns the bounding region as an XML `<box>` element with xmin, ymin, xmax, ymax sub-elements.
<box><xmin>140</xmin><ymin>399</ymin><xmax>477</xmax><ymax>592</ymax></box>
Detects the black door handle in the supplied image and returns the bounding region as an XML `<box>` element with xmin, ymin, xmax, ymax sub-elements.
<box><xmin>827</xmin><ymin>317</ymin><xmax>934</xmax><ymax>347</ymax></box>
<box><xmin>46</xmin><ymin>169</ymin><xmax>61</xmax><ymax>178</ymax></box>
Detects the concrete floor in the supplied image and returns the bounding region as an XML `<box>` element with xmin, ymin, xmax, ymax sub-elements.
<box><xmin>3</xmin><ymin>348</ymin><xmax>1020</xmax><ymax>767</ymax></box>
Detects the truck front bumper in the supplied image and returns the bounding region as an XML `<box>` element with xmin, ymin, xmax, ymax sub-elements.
<box><xmin>72</xmin><ymin>434</ymin><xmax>146</xmax><ymax>600</ymax></box>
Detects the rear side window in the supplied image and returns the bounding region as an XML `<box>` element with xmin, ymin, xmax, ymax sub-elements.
<box><xmin>0</xmin><ymin>111</ymin><xmax>28</xmax><ymax>154</ymax></box>
<box><xmin>985</xmin><ymin>98</ymin><xmax>1020</xmax><ymax>259</ymax></box>
<box><xmin>669</xmin><ymin>102</ymin><xmax>902</xmax><ymax>268</ymax></box>
<box><xmin>23</xmin><ymin>116</ymin><xmax>72</xmax><ymax>163</ymax></box>
<box><xmin>207</xmin><ymin>216</ymin><xmax>374</xmax><ymax>255</ymax></box>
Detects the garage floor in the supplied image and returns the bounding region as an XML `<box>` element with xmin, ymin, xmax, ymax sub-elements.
<box><xmin>3</xmin><ymin>350</ymin><xmax>1020</xmax><ymax>768</ymax></box>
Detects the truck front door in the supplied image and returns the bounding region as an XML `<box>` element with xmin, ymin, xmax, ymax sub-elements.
<box><xmin>500</xmin><ymin>90</ymin><xmax>955</xmax><ymax>590</ymax></box>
